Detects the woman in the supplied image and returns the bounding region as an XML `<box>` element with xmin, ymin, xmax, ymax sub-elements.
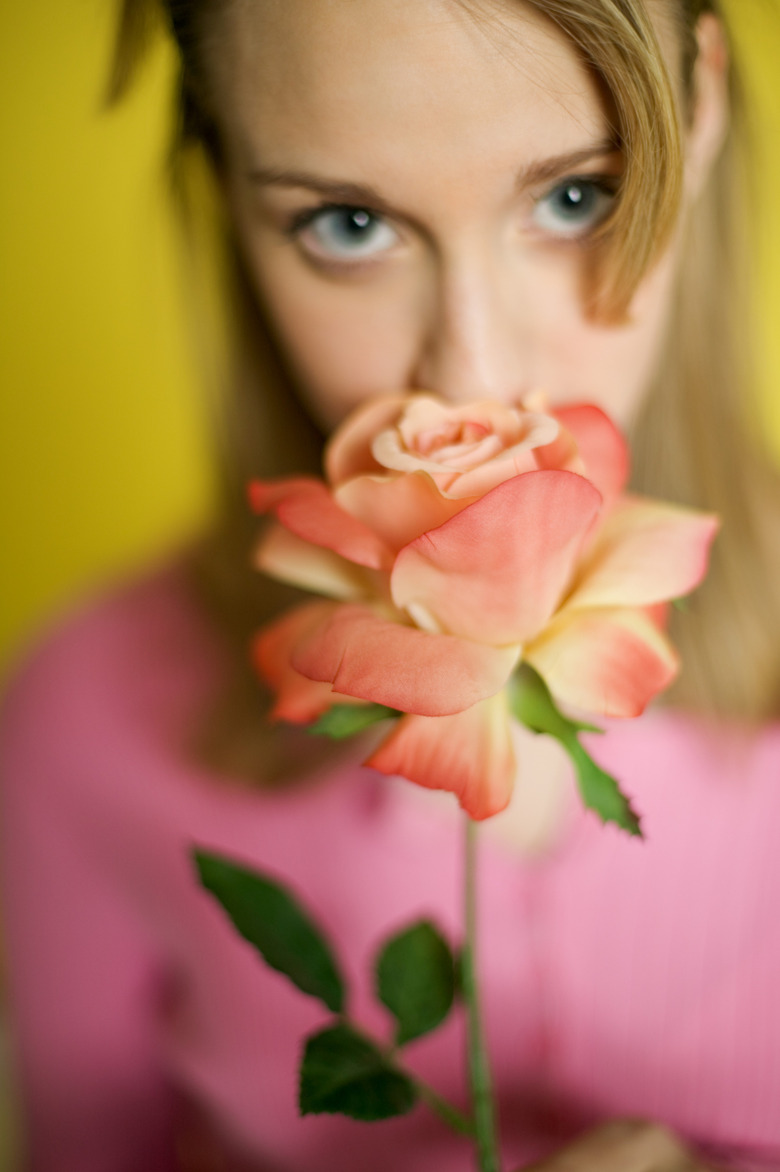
<box><xmin>2</xmin><ymin>0</ymin><xmax>779</xmax><ymax>1168</ymax></box>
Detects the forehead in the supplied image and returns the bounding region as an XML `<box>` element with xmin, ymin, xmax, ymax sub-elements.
<box><xmin>213</xmin><ymin>0</ymin><xmax>609</xmax><ymax>187</ymax></box>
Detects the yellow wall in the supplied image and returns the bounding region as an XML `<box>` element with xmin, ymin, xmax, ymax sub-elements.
<box><xmin>0</xmin><ymin>2</ymin><xmax>213</xmax><ymax>673</ymax></box>
<box><xmin>733</xmin><ymin>1</ymin><xmax>780</xmax><ymax>446</ymax></box>
<box><xmin>1</xmin><ymin>0</ymin><xmax>779</xmax><ymax>676</ymax></box>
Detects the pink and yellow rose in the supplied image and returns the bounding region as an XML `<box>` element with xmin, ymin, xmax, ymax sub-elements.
<box><xmin>249</xmin><ymin>393</ymin><xmax>718</xmax><ymax>820</ymax></box>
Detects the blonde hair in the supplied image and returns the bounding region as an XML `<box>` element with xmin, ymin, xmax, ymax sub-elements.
<box><xmin>106</xmin><ymin>0</ymin><xmax>780</xmax><ymax>780</ymax></box>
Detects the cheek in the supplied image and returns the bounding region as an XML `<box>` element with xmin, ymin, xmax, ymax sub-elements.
<box><xmin>538</xmin><ymin>246</ymin><xmax>678</xmax><ymax>427</ymax></box>
<box><xmin>239</xmin><ymin>239</ymin><xmax>419</xmax><ymax>431</ymax></box>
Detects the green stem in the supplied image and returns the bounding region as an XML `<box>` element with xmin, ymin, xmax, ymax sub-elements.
<box><xmin>347</xmin><ymin>1020</ymin><xmax>474</xmax><ymax>1137</ymax></box>
<box><xmin>462</xmin><ymin>817</ymin><xmax>501</xmax><ymax>1172</ymax></box>
<box><xmin>411</xmin><ymin>1078</ymin><xmax>475</xmax><ymax>1137</ymax></box>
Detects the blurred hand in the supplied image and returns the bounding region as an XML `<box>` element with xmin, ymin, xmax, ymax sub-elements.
<box><xmin>518</xmin><ymin>1120</ymin><xmax>720</xmax><ymax>1171</ymax></box>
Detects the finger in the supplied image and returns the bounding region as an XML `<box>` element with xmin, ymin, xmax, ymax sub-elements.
<box><xmin>519</xmin><ymin>1119</ymin><xmax>710</xmax><ymax>1171</ymax></box>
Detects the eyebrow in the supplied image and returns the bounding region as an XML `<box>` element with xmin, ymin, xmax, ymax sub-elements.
<box><xmin>245</xmin><ymin>138</ymin><xmax>620</xmax><ymax>211</ymax></box>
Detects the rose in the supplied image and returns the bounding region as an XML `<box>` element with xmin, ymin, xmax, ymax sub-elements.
<box><xmin>249</xmin><ymin>393</ymin><xmax>717</xmax><ymax>820</ymax></box>
<box><xmin>372</xmin><ymin>397</ymin><xmax>559</xmax><ymax>495</ymax></box>
<box><xmin>332</xmin><ymin>393</ymin><xmax>568</xmax><ymax>497</ymax></box>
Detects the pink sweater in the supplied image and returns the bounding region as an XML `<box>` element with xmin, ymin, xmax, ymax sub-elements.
<box><xmin>1</xmin><ymin>564</ymin><xmax>779</xmax><ymax>1172</ymax></box>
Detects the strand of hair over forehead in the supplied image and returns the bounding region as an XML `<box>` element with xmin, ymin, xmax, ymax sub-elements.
<box><xmin>103</xmin><ymin>0</ymin><xmax>192</xmax><ymax>105</ymax></box>
<box><xmin>164</xmin><ymin>0</ymin><xmax>199</xmax><ymax>57</ymax></box>
<box><xmin>517</xmin><ymin>0</ymin><xmax>684</xmax><ymax>317</ymax></box>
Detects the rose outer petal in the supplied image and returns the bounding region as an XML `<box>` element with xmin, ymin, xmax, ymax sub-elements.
<box><xmin>366</xmin><ymin>693</ymin><xmax>516</xmax><ymax>820</ymax></box>
<box><xmin>335</xmin><ymin>471</ymin><xmax>468</xmax><ymax>554</ymax></box>
<box><xmin>564</xmin><ymin>498</ymin><xmax>720</xmax><ymax>611</ymax></box>
<box><xmin>525</xmin><ymin>606</ymin><xmax>679</xmax><ymax>719</ymax></box>
<box><xmin>324</xmin><ymin>393</ymin><xmax>413</xmax><ymax>486</ymax></box>
<box><xmin>545</xmin><ymin>404</ymin><xmax>629</xmax><ymax>505</ymax></box>
<box><xmin>249</xmin><ymin>476</ymin><xmax>323</xmax><ymax>513</ymax></box>
<box><xmin>391</xmin><ymin>471</ymin><xmax>602</xmax><ymax>646</ymax></box>
<box><xmin>253</xmin><ymin>601</ymin><xmax>348</xmax><ymax>723</ymax></box>
<box><xmin>249</xmin><ymin>477</ymin><xmax>392</xmax><ymax>571</ymax></box>
<box><xmin>256</xmin><ymin>524</ymin><xmax>373</xmax><ymax>601</ymax></box>
<box><xmin>292</xmin><ymin>603</ymin><xmax>521</xmax><ymax>716</ymax></box>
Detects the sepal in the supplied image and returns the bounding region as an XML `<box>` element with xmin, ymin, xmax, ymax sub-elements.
<box><xmin>509</xmin><ymin>665</ymin><xmax>642</xmax><ymax>837</ymax></box>
<box><xmin>308</xmin><ymin>703</ymin><xmax>400</xmax><ymax>740</ymax></box>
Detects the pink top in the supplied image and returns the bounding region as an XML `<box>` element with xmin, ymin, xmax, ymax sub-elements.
<box><xmin>1</xmin><ymin>563</ymin><xmax>779</xmax><ymax>1172</ymax></box>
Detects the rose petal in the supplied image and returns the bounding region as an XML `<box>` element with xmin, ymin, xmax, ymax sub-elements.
<box><xmin>255</xmin><ymin>524</ymin><xmax>372</xmax><ymax>601</ymax></box>
<box><xmin>529</xmin><ymin>420</ymin><xmax>584</xmax><ymax>477</ymax></box>
<box><xmin>249</xmin><ymin>477</ymin><xmax>393</xmax><ymax>571</ymax></box>
<box><xmin>542</xmin><ymin>404</ymin><xmax>629</xmax><ymax>504</ymax></box>
<box><xmin>644</xmin><ymin>601</ymin><xmax>669</xmax><ymax>630</ymax></box>
<box><xmin>335</xmin><ymin>471</ymin><xmax>468</xmax><ymax>554</ymax></box>
<box><xmin>253</xmin><ymin>602</ymin><xmax>346</xmax><ymax>723</ymax></box>
<box><xmin>324</xmin><ymin>393</ymin><xmax>413</xmax><ymax>486</ymax></box>
<box><xmin>564</xmin><ymin>497</ymin><xmax>720</xmax><ymax>610</ymax></box>
<box><xmin>443</xmin><ymin>434</ymin><xmax>550</xmax><ymax>499</ymax></box>
<box><xmin>391</xmin><ymin>471</ymin><xmax>602</xmax><ymax>646</ymax></box>
<box><xmin>248</xmin><ymin>476</ymin><xmax>323</xmax><ymax>514</ymax></box>
<box><xmin>292</xmin><ymin>603</ymin><xmax>521</xmax><ymax>716</ymax></box>
<box><xmin>394</xmin><ymin>397</ymin><xmax>539</xmax><ymax>454</ymax></box>
<box><xmin>525</xmin><ymin>606</ymin><xmax>679</xmax><ymax>718</ymax></box>
<box><xmin>371</xmin><ymin>397</ymin><xmax>559</xmax><ymax>499</ymax></box>
<box><xmin>428</xmin><ymin>432</ymin><xmax>504</xmax><ymax>468</ymax></box>
<box><xmin>365</xmin><ymin>693</ymin><xmax>516</xmax><ymax>820</ymax></box>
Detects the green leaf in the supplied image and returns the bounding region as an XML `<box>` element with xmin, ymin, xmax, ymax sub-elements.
<box><xmin>375</xmin><ymin>920</ymin><xmax>456</xmax><ymax>1046</ymax></box>
<box><xmin>300</xmin><ymin>1023</ymin><xmax>417</xmax><ymax>1120</ymax></box>
<box><xmin>308</xmin><ymin>703</ymin><xmax>399</xmax><ymax>740</ymax></box>
<box><xmin>566</xmin><ymin>739</ymin><xmax>642</xmax><ymax>832</ymax></box>
<box><xmin>193</xmin><ymin>850</ymin><xmax>346</xmax><ymax>1013</ymax></box>
<box><xmin>509</xmin><ymin>665</ymin><xmax>643</xmax><ymax>838</ymax></box>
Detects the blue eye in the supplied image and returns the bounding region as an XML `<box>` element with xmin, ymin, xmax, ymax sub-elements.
<box><xmin>294</xmin><ymin>205</ymin><xmax>399</xmax><ymax>262</ymax></box>
<box><xmin>532</xmin><ymin>178</ymin><xmax>615</xmax><ymax>239</ymax></box>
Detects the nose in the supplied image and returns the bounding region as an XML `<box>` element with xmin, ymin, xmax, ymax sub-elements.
<box><xmin>409</xmin><ymin>248</ymin><xmax>532</xmax><ymax>405</ymax></box>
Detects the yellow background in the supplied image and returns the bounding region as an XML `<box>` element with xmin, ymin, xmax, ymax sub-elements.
<box><xmin>1</xmin><ymin>0</ymin><xmax>779</xmax><ymax>681</ymax></box>
<box><xmin>0</xmin><ymin>0</ymin><xmax>214</xmax><ymax>677</ymax></box>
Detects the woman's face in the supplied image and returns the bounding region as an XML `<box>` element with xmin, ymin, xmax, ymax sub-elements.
<box><xmin>213</xmin><ymin>0</ymin><xmax>688</xmax><ymax>432</ymax></box>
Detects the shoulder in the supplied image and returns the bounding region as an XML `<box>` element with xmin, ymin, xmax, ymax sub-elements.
<box><xmin>0</xmin><ymin>558</ymin><xmax>225</xmax><ymax>802</ymax></box>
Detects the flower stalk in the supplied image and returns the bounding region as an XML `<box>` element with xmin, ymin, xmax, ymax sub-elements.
<box><xmin>462</xmin><ymin>816</ymin><xmax>501</xmax><ymax>1172</ymax></box>
<box><xmin>411</xmin><ymin>1076</ymin><xmax>475</xmax><ymax>1137</ymax></box>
